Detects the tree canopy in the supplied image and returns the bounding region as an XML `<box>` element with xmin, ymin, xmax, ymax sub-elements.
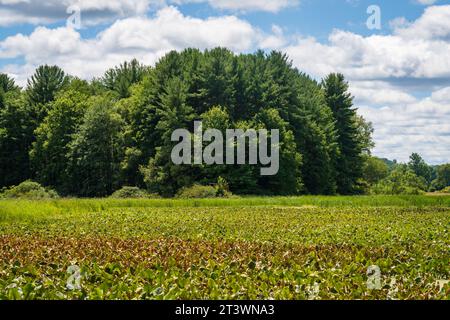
<box><xmin>1</xmin><ymin>48</ymin><xmax>438</xmax><ymax>197</ymax></box>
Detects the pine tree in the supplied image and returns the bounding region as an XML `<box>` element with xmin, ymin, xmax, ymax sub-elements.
<box><xmin>0</xmin><ymin>74</ymin><xmax>19</xmax><ymax>109</ymax></box>
<box><xmin>0</xmin><ymin>74</ymin><xmax>18</xmax><ymax>93</ymax></box>
<box><xmin>408</xmin><ymin>153</ymin><xmax>433</xmax><ymax>187</ymax></box>
<box><xmin>323</xmin><ymin>73</ymin><xmax>363</xmax><ymax>194</ymax></box>
<box><xmin>140</xmin><ymin>77</ymin><xmax>196</xmax><ymax>196</ymax></box>
<box><xmin>27</xmin><ymin>65</ymin><xmax>68</xmax><ymax>105</ymax></box>
<box><xmin>102</xmin><ymin>59</ymin><xmax>147</xmax><ymax>98</ymax></box>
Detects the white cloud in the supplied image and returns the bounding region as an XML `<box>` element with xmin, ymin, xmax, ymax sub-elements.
<box><xmin>350</xmin><ymin>81</ymin><xmax>418</xmax><ymax>106</ymax></box>
<box><xmin>393</xmin><ymin>5</ymin><xmax>450</xmax><ymax>40</ymax></box>
<box><xmin>0</xmin><ymin>6</ymin><xmax>280</xmax><ymax>85</ymax></box>
<box><xmin>192</xmin><ymin>0</ymin><xmax>299</xmax><ymax>12</ymax></box>
<box><xmin>285</xmin><ymin>29</ymin><xmax>450</xmax><ymax>87</ymax></box>
<box><xmin>0</xmin><ymin>0</ymin><xmax>299</xmax><ymax>27</ymax></box>
<box><xmin>415</xmin><ymin>0</ymin><xmax>438</xmax><ymax>5</ymax></box>
<box><xmin>0</xmin><ymin>0</ymin><xmax>153</xmax><ymax>26</ymax></box>
<box><xmin>359</xmin><ymin>88</ymin><xmax>450</xmax><ymax>164</ymax></box>
<box><xmin>431</xmin><ymin>86</ymin><xmax>450</xmax><ymax>102</ymax></box>
<box><xmin>282</xmin><ymin>5</ymin><xmax>450</xmax><ymax>163</ymax></box>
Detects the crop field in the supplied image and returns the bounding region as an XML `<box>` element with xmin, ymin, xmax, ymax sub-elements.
<box><xmin>0</xmin><ymin>196</ymin><xmax>449</xmax><ymax>300</ymax></box>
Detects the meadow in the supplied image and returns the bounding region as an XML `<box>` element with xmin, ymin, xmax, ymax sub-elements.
<box><xmin>0</xmin><ymin>196</ymin><xmax>449</xmax><ymax>300</ymax></box>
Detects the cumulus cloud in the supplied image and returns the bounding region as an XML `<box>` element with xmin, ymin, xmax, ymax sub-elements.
<box><xmin>0</xmin><ymin>6</ymin><xmax>279</xmax><ymax>85</ymax></box>
<box><xmin>359</xmin><ymin>88</ymin><xmax>450</xmax><ymax>164</ymax></box>
<box><xmin>393</xmin><ymin>5</ymin><xmax>450</xmax><ymax>40</ymax></box>
<box><xmin>350</xmin><ymin>81</ymin><xmax>418</xmax><ymax>106</ymax></box>
<box><xmin>0</xmin><ymin>0</ymin><xmax>299</xmax><ymax>27</ymax></box>
<box><xmin>0</xmin><ymin>0</ymin><xmax>153</xmax><ymax>26</ymax></box>
<box><xmin>280</xmin><ymin>5</ymin><xmax>450</xmax><ymax>163</ymax></box>
<box><xmin>285</xmin><ymin>6</ymin><xmax>450</xmax><ymax>88</ymax></box>
<box><xmin>415</xmin><ymin>0</ymin><xmax>439</xmax><ymax>5</ymax></box>
<box><xmin>174</xmin><ymin>0</ymin><xmax>299</xmax><ymax>12</ymax></box>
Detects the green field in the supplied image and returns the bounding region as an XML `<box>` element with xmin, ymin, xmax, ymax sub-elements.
<box><xmin>0</xmin><ymin>196</ymin><xmax>449</xmax><ymax>300</ymax></box>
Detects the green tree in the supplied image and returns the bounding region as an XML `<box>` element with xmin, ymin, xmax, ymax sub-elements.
<box><xmin>66</xmin><ymin>97</ymin><xmax>124</xmax><ymax>197</ymax></box>
<box><xmin>0</xmin><ymin>91</ymin><xmax>34</xmax><ymax>187</ymax></box>
<box><xmin>323</xmin><ymin>73</ymin><xmax>363</xmax><ymax>194</ymax></box>
<box><xmin>0</xmin><ymin>73</ymin><xmax>18</xmax><ymax>93</ymax></box>
<box><xmin>254</xmin><ymin>108</ymin><xmax>303</xmax><ymax>195</ymax></box>
<box><xmin>198</xmin><ymin>48</ymin><xmax>236</xmax><ymax>115</ymax></box>
<box><xmin>198</xmin><ymin>106</ymin><xmax>237</xmax><ymax>188</ymax></box>
<box><xmin>0</xmin><ymin>73</ymin><xmax>19</xmax><ymax>109</ymax></box>
<box><xmin>293</xmin><ymin>76</ymin><xmax>338</xmax><ymax>195</ymax></box>
<box><xmin>27</xmin><ymin>65</ymin><xmax>68</xmax><ymax>105</ymax></box>
<box><xmin>140</xmin><ymin>78</ymin><xmax>196</xmax><ymax>196</ymax></box>
<box><xmin>408</xmin><ymin>153</ymin><xmax>433</xmax><ymax>187</ymax></box>
<box><xmin>431</xmin><ymin>164</ymin><xmax>450</xmax><ymax>191</ymax></box>
<box><xmin>0</xmin><ymin>49</ymin><xmax>377</xmax><ymax>197</ymax></box>
<box><xmin>361</xmin><ymin>156</ymin><xmax>389</xmax><ymax>190</ymax></box>
<box><xmin>126</xmin><ymin>74</ymin><xmax>161</xmax><ymax>167</ymax></box>
<box><xmin>102</xmin><ymin>59</ymin><xmax>147</xmax><ymax>98</ymax></box>
<box><xmin>26</xmin><ymin>65</ymin><xmax>69</xmax><ymax>124</ymax></box>
<box><xmin>371</xmin><ymin>165</ymin><xmax>427</xmax><ymax>195</ymax></box>
<box><xmin>30</xmin><ymin>87</ymin><xmax>89</xmax><ymax>193</ymax></box>
<box><xmin>354</xmin><ymin>114</ymin><xmax>375</xmax><ymax>155</ymax></box>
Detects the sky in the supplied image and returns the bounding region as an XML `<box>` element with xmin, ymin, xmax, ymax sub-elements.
<box><xmin>0</xmin><ymin>0</ymin><xmax>449</xmax><ymax>164</ymax></box>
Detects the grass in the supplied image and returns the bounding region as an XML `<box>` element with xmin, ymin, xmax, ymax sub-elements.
<box><xmin>0</xmin><ymin>196</ymin><xmax>449</xmax><ymax>300</ymax></box>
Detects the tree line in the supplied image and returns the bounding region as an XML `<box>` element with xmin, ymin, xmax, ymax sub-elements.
<box><xmin>0</xmin><ymin>48</ymin><xmax>449</xmax><ymax>197</ymax></box>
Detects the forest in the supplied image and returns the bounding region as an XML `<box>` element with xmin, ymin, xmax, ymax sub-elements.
<box><xmin>0</xmin><ymin>48</ymin><xmax>449</xmax><ymax>198</ymax></box>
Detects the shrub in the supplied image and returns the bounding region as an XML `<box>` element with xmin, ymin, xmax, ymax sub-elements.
<box><xmin>216</xmin><ymin>176</ymin><xmax>232</xmax><ymax>198</ymax></box>
<box><xmin>110</xmin><ymin>186</ymin><xmax>159</xmax><ymax>199</ymax></box>
<box><xmin>1</xmin><ymin>180</ymin><xmax>59</xmax><ymax>199</ymax></box>
<box><xmin>371</xmin><ymin>166</ymin><xmax>427</xmax><ymax>195</ymax></box>
<box><xmin>176</xmin><ymin>185</ymin><xmax>218</xmax><ymax>199</ymax></box>
<box><xmin>439</xmin><ymin>186</ymin><xmax>450</xmax><ymax>194</ymax></box>
<box><xmin>176</xmin><ymin>177</ymin><xmax>234</xmax><ymax>199</ymax></box>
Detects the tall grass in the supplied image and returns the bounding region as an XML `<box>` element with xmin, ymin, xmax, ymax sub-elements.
<box><xmin>0</xmin><ymin>195</ymin><xmax>449</xmax><ymax>221</ymax></box>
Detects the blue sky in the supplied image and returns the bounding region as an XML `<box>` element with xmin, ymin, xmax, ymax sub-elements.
<box><xmin>0</xmin><ymin>1</ymin><xmax>437</xmax><ymax>41</ymax></box>
<box><xmin>180</xmin><ymin>0</ymin><xmax>432</xmax><ymax>38</ymax></box>
<box><xmin>0</xmin><ymin>0</ymin><xmax>449</xmax><ymax>164</ymax></box>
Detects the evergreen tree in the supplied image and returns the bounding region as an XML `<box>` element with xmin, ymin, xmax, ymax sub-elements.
<box><xmin>102</xmin><ymin>59</ymin><xmax>147</xmax><ymax>98</ymax></box>
<box><xmin>0</xmin><ymin>49</ymin><xmax>374</xmax><ymax>197</ymax></box>
<box><xmin>140</xmin><ymin>77</ymin><xmax>196</xmax><ymax>196</ymax></box>
<box><xmin>27</xmin><ymin>65</ymin><xmax>68</xmax><ymax>105</ymax></box>
<box><xmin>293</xmin><ymin>76</ymin><xmax>339</xmax><ymax>195</ymax></box>
<box><xmin>323</xmin><ymin>73</ymin><xmax>363</xmax><ymax>194</ymax></box>
<box><xmin>408</xmin><ymin>153</ymin><xmax>433</xmax><ymax>187</ymax></box>
<box><xmin>0</xmin><ymin>73</ymin><xmax>19</xmax><ymax>109</ymax></box>
<box><xmin>199</xmin><ymin>48</ymin><xmax>236</xmax><ymax>115</ymax></box>
<box><xmin>0</xmin><ymin>73</ymin><xmax>17</xmax><ymax>93</ymax></box>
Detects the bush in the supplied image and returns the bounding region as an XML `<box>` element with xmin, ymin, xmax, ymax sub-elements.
<box><xmin>370</xmin><ymin>166</ymin><xmax>427</xmax><ymax>195</ymax></box>
<box><xmin>176</xmin><ymin>185</ymin><xmax>218</xmax><ymax>199</ymax></box>
<box><xmin>216</xmin><ymin>176</ymin><xmax>232</xmax><ymax>197</ymax></box>
<box><xmin>439</xmin><ymin>186</ymin><xmax>450</xmax><ymax>194</ymax></box>
<box><xmin>1</xmin><ymin>180</ymin><xmax>59</xmax><ymax>199</ymax></box>
<box><xmin>110</xmin><ymin>186</ymin><xmax>159</xmax><ymax>199</ymax></box>
<box><xmin>176</xmin><ymin>177</ymin><xmax>233</xmax><ymax>199</ymax></box>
